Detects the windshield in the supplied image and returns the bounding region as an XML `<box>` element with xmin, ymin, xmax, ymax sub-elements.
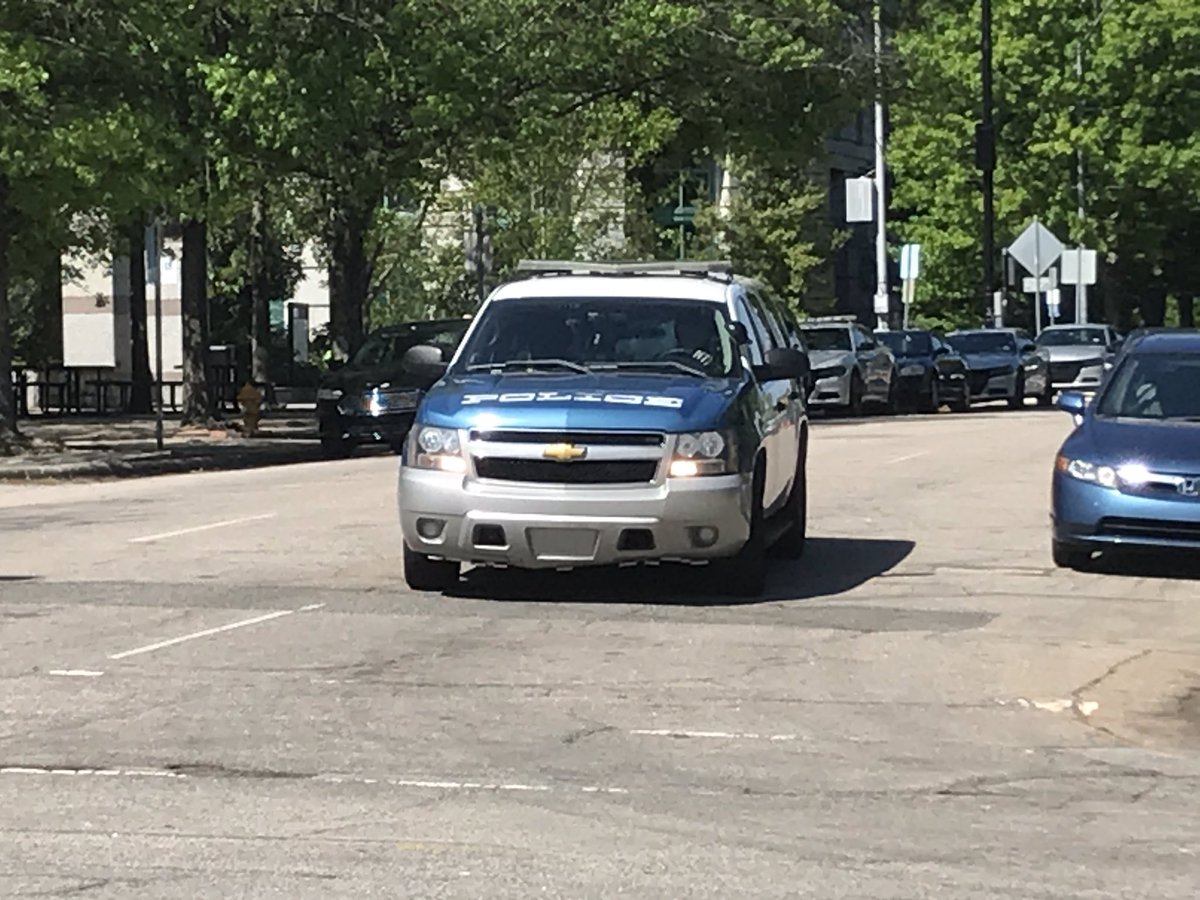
<box><xmin>947</xmin><ymin>332</ymin><xmax>1017</xmax><ymax>354</ymax></box>
<box><xmin>800</xmin><ymin>328</ymin><xmax>852</xmax><ymax>352</ymax></box>
<box><xmin>875</xmin><ymin>331</ymin><xmax>931</xmax><ymax>356</ymax></box>
<box><xmin>352</xmin><ymin>320</ymin><xmax>470</xmax><ymax>367</ymax></box>
<box><xmin>1095</xmin><ymin>353</ymin><xmax>1200</xmax><ymax>420</ymax></box>
<box><xmin>1036</xmin><ymin>328</ymin><xmax>1108</xmax><ymax>348</ymax></box>
<box><xmin>452</xmin><ymin>296</ymin><xmax>738</xmax><ymax>377</ymax></box>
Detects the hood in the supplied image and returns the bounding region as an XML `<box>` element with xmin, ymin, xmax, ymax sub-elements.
<box><xmin>1072</xmin><ymin>416</ymin><xmax>1200</xmax><ymax>472</ymax></box>
<box><xmin>419</xmin><ymin>372</ymin><xmax>742</xmax><ymax>432</ymax></box>
<box><xmin>807</xmin><ymin>349</ymin><xmax>854</xmax><ymax>369</ymax></box>
<box><xmin>321</xmin><ymin>363</ymin><xmax>431</xmax><ymax>394</ymax></box>
<box><xmin>959</xmin><ymin>351</ymin><xmax>1017</xmax><ymax>370</ymax></box>
<box><xmin>1043</xmin><ymin>345</ymin><xmax>1108</xmax><ymax>363</ymax></box>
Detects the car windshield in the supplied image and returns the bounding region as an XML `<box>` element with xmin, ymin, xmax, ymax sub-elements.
<box><xmin>452</xmin><ymin>296</ymin><xmax>738</xmax><ymax>377</ymax></box>
<box><xmin>1036</xmin><ymin>328</ymin><xmax>1107</xmax><ymax>347</ymax></box>
<box><xmin>1095</xmin><ymin>353</ymin><xmax>1200</xmax><ymax>420</ymax></box>
<box><xmin>875</xmin><ymin>331</ymin><xmax>931</xmax><ymax>356</ymax></box>
<box><xmin>352</xmin><ymin>321</ymin><xmax>470</xmax><ymax>367</ymax></box>
<box><xmin>800</xmin><ymin>328</ymin><xmax>852</xmax><ymax>351</ymax></box>
<box><xmin>947</xmin><ymin>332</ymin><xmax>1017</xmax><ymax>354</ymax></box>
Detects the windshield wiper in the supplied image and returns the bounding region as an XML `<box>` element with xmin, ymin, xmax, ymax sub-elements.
<box><xmin>466</xmin><ymin>358</ymin><xmax>591</xmax><ymax>375</ymax></box>
<box><xmin>592</xmin><ymin>361</ymin><xmax>708</xmax><ymax>378</ymax></box>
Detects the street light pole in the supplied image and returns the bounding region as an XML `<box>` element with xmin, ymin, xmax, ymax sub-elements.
<box><xmin>1074</xmin><ymin>42</ymin><xmax>1089</xmax><ymax>324</ymax></box>
<box><xmin>873</xmin><ymin>1</ymin><xmax>889</xmax><ymax>331</ymax></box>
<box><xmin>979</xmin><ymin>0</ymin><xmax>997</xmax><ymax>326</ymax></box>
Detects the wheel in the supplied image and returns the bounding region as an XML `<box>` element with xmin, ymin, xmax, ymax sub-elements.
<box><xmin>921</xmin><ymin>377</ymin><xmax>941</xmax><ymax>414</ymax></box>
<box><xmin>403</xmin><ymin>543</ymin><xmax>460</xmax><ymax>591</ymax></box>
<box><xmin>772</xmin><ymin>439</ymin><xmax>808</xmax><ymax>560</ymax></box>
<box><xmin>845</xmin><ymin>373</ymin><xmax>865</xmax><ymax>417</ymax></box>
<box><xmin>880</xmin><ymin>371</ymin><xmax>899</xmax><ymax>416</ymax></box>
<box><xmin>1052</xmin><ymin>539</ymin><xmax>1093</xmax><ymax>571</ymax></box>
<box><xmin>950</xmin><ymin>387</ymin><xmax>970</xmax><ymax>413</ymax></box>
<box><xmin>1037</xmin><ymin>379</ymin><xmax>1054</xmax><ymax>407</ymax></box>
<box><xmin>714</xmin><ymin>464</ymin><xmax>767</xmax><ymax>597</ymax></box>
<box><xmin>1007</xmin><ymin>372</ymin><xmax>1026</xmax><ymax>409</ymax></box>
<box><xmin>320</xmin><ymin>428</ymin><xmax>354</xmax><ymax>459</ymax></box>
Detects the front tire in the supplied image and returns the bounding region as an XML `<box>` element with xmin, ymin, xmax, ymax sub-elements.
<box><xmin>1007</xmin><ymin>372</ymin><xmax>1026</xmax><ymax>409</ymax></box>
<box><xmin>403</xmin><ymin>544</ymin><xmax>460</xmax><ymax>591</ymax></box>
<box><xmin>921</xmin><ymin>377</ymin><xmax>941</xmax><ymax>414</ymax></box>
<box><xmin>1037</xmin><ymin>379</ymin><xmax>1055</xmax><ymax>407</ymax></box>
<box><xmin>845</xmin><ymin>373</ymin><xmax>865</xmax><ymax>418</ymax></box>
<box><xmin>714</xmin><ymin>465</ymin><xmax>767</xmax><ymax>597</ymax></box>
<box><xmin>320</xmin><ymin>428</ymin><xmax>354</xmax><ymax>459</ymax></box>
<box><xmin>1052</xmin><ymin>539</ymin><xmax>1093</xmax><ymax>571</ymax></box>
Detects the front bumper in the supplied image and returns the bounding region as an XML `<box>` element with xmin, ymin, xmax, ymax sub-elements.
<box><xmin>319</xmin><ymin>402</ymin><xmax>416</xmax><ymax>444</ymax></box>
<box><xmin>965</xmin><ymin>367</ymin><xmax>1017</xmax><ymax>400</ymax></box>
<box><xmin>1049</xmin><ymin>363</ymin><xmax>1106</xmax><ymax>393</ymax></box>
<box><xmin>807</xmin><ymin>373</ymin><xmax>852</xmax><ymax>407</ymax></box>
<box><xmin>1052</xmin><ymin>472</ymin><xmax>1200</xmax><ymax>551</ymax></box>
<box><xmin>399</xmin><ymin>467</ymin><xmax>752</xmax><ymax>570</ymax></box>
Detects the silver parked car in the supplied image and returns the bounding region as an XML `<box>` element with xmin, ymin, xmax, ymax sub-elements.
<box><xmin>798</xmin><ymin>316</ymin><xmax>897</xmax><ymax>416</ymax></box>
<box><xmin>1035</xmin><ymin>324</ymin><xmax>1122</xmax><ymax>395</ymax></box>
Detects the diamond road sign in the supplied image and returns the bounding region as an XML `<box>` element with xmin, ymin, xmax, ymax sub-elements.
<box><xmin>1008</xmin><ymin>221</ymin><xmax>1064</xmax><ymax>277</ymax></box>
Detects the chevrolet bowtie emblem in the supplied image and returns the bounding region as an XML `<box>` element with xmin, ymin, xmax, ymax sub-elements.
<box><xmin>543</xmin><ymin>443</ymin><xmax>587</xmax><ymax>461</ymax></box>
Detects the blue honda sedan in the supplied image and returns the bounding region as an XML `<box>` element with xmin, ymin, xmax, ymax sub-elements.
<box><xmin>1051</xmin><ymin>331</ymin><xmax>1200</xmax><ymax>569</ymax></box>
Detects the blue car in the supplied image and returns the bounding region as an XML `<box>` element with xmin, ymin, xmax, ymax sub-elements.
<box><xmin>1051</xmin><ymin>331</ymin><xmax>1200</xmax><ymax>569</ymax></box>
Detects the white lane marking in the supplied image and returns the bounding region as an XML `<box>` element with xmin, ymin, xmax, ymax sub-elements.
<box><xmin>631</xmin><ymin>728</ymin><xmax>801</xmax><ymax>742</ymax></box>
<box><xmin>887</xmin><ymin>451</ymin><xmax>929</xmax><ymax>464</ymax></box>
<box><xmin>108</xmin><ymin>604</ymin><xmax>325</xmax><ymax>660</ymax></box>
<box><xmin>0</xmin><ymin>767</ymin><xmax>627</xmax><ymax>794</ymax></box>
<box><xmin>128</xmin><ymin>513</ymin><xmax>277</xmax><ymax>544</ymax></box>
<box><xmin>48</xmin><ymin>670</ymin><xmax>104</xmax><ymax>678</ymax></box>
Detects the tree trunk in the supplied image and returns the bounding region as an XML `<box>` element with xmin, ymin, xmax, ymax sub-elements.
<box><xmin>1179</xmin><ymin>293</ymin><xmax>1195</xmax><ymax>328</ymax></box>
<box><xmin>126</xmin><ymin>218</ymin><xmax>153</xmax><ymax>414</ymax></box>
<box><xmin>181</xmin><ymin>217</ymin><xmax>212</xmax><ymax>425</ymax></box>
<box><xmin>32</xmin><ymin>252</ymin><xmax>63</xmax><ymax>369</ymax></box>
<box><xmin>250</xmin><ymin>195</ymin><xmax>270</xmax><ymax>385</ymax></box>
<box><xmin>0</xmin><ymin>172</ymin><xmax>17</xmax><ymax>451</ymax></box>
<box><xmin>328</xmin><ymin>197</ymin><xmax>373</xmax><ymax>354</ymax></box>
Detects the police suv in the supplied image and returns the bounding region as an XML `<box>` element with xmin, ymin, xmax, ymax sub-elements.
<box><xmin>396</xmin><ymin>260</ymin><xmax>812</xmax><ymax>598</ymax></box>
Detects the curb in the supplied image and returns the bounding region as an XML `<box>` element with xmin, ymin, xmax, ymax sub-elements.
<box><xmin>0</xmin><ymin>444</ymin><xmax>329</xmax><ymax>482</ymax></box>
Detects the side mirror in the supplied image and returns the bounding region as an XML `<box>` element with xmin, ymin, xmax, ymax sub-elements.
<box><xmin>858</xmin><ymin>340</ymin><xmax>876</xmax><ymax>353</ymax></box>
<box><xmin>933</xmin><ymin>345</ymin><xmax>950</xmax><ymax>357</ymax></box>
<box><xmin>730</xmin><ymin>322</ymin><xmax>752</xmax><ymax>346</ymax></box>
<box><xmin>1020</xmin><ymin>342</ymin><xmax>1037</xmax><ymax>354</ymax></box>
<box><xmin>401</xmin><ymin>344</ymin><xmax>448</xmax><ymax>383</ymax></box>
<box><xmin>327</xmin><ymin>358</ymin><xmax>345</xmax><ymax>372</ymax></box>
<box><xmin>756</xmin><ymin>347</ymin><xmax>810</xmax><ymax>383</ymax></box>
<box><xmin>1056</xmin><ymin>391</ymin><xmax>1088</xmax><ymax>416</ymax></box>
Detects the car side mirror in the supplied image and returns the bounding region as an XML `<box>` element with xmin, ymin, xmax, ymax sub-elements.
<box><xmin>730</xmin><ymin>322</ymin><xmax>752</xmax><ymax>346</ymax></box>
<box><xmin>858</xmin><ymin>340</ymin><xmax>876</xmax><ymax>352</ymax></box>
<box><xmin>933</xmin><ymin>346</ymin><xmax>950</xmax><ymax>357</ymax></box>
<box><xmin>755</xmin><ymin>347</ymin><xmax>810</xmax><ymax>383</ymax></box>
<box><xmin>1020</xmin><ymin>342</ymin><xmax>1037</xmax><ymax>354</ymax></box>
<box><xmin>1056</xmin><ymin>391</ymin><xmax>1088</xmax><ymax>417</ymax></box>
<box><xmin>327</xmin><ymin>358</ymin><xmax>345</xmax><ymax>372</ymax></box>
<box><xmin>401</xmin><ymin>344</ymin><xmax>448</xmax><ymax>382</ymax></box>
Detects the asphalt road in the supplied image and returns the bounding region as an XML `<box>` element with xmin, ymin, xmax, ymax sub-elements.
<box><xmin>2</xmin><ymin>407</ymin><xmax>1199</xmax><ymax>898</ymax></box>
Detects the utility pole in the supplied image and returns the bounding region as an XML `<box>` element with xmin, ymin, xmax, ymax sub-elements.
<box><xmin>978</xmin><ymin>0</ymin><xmax>997</xmax><ymax>326</ymax></box>
<box><xmin>145</xmin><ymin>221</ymin><xmax>164</xmax><ymax>452</ymax></box>
<box><xmin>1074</xmin><ymin>42</ymin><xmax>1089</xmax><ymax>324</ymax></box>
<box><xmin>873</xmin><ymin>1</ymin><xmax>889</xmax><ymax>330</ymax></box>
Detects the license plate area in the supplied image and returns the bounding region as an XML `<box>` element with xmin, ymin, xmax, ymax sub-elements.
<box><xmin>527</xmin><ymin>528</ymin><xmax>600</xmax><ymax>561</ymax></box>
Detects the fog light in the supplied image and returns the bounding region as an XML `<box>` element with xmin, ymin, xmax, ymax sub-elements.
<box><xmin>416</xmin><ymin>517</ymin><xmax>446</xmax><ymax>540</ymax></box>
<box><xmin>688</xmin><ymin>526</ymin><xmax>719</xmax><ymax>548</ymax></box>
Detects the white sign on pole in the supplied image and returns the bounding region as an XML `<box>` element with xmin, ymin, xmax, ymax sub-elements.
<box><xmin>1008</xmin><ymin>220</ymin><xmax>1064</xmax><ymax>276</ymax></box>
<box><xmin>873</xmin><ymin>292</ymin><xmax>890</xmax><ymax>314</ymax></box>
<box><xmin>1046</xmin><ymin>288</ymin><xmax>1062</xmax><ymax>320</ymax></box>
<box><xmin>1060</xmin><ymin>248</ymin><xmax>1097</xmax><ymax>286</ymax></box>
<box><xmin>1022</xmin><ymin>271</ymin><xmax>1057</xmax><ymax>293</ymax></box>
<box><xmin>899</xmin><ymin>243</ymin><xmax>921</xmax><ymax>281</ymax></box>
<box><xmin>845</xmin><ymin>177</ymin><xmax>874</xmax><ymax>223</ymax></box>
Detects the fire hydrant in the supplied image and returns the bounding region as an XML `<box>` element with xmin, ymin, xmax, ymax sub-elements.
<box><xmin>238</xmin><ymin>382</ymin><xmax>263</xmax><ymax>437</ymax></box>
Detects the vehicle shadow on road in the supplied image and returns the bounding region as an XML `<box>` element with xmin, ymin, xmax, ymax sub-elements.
<box><xmin>449</xmin><ymin>536</ymin><xmax>915</xmax><ymax>607</ymax></box>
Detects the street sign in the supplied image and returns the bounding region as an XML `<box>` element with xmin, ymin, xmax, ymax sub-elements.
<box><xmin>1061</xmin><ymin>248</ymin><xmax>1097</xmax><ymax>285</ymax></box>
<box><xmin>899</xmin><ymin>243</ymin><xmax>921</xmax><ymax>281</ymax></box>
<box><xmin>1046</xmin><ymin>288</ymin><xmax>1062</xmax><ymax>320</ymax></box>
<box><xmin>873</xmin><ymin>292</ymin><xmax>890</xmax><ymax>315</ymax></box>
<box><xmin>845</xmin><ymin>177</ymin><xmax>874</xmax><ymax>223</ymax></box>
<box><xmin>1022</xmin><ymin>271</ymin><xmax>1057</xmax><ymax>293</ymax></box>
<box><xmin>1008</xmin><ymin>220</ymin><xmax>1064</xmax><ymax>276</ymax></box>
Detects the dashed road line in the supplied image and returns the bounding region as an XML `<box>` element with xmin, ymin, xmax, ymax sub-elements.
<box><xmin>108</xmin><ymin>604</ymin><xmax>325</xmax><ymax>660</ymax></box>
<box><xmin>128</xmin><ymin>513</ymin><xmax>277</xmax><ymax>544</ymax></box>
<box><xmin>631</xmin><ymin>728</ymin><xmax>802</xmax><ymax>742</ymax></box>
<box><xmin>48</xmin><ymin>670</ymin><xmax>104</xmax><ymax>678</ymax></box>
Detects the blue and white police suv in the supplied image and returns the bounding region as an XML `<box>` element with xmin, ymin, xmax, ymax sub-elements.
<box><xmin>396</xmin><ymin>260</ymin><xmax>812</xmax><ymax>598</ymax></box>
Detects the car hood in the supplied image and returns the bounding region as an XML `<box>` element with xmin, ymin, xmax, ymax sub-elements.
<box><xmin>958</xmin><ymin>351</ymin><xmax>1017</xmax><ymax>370</ymax></box>
<box><xmin>807</xmin><ymin>349</ymin><xmax>854</xmax><ymax>369</ymax></box>
<box><xmin>321</xmin><ymin>364</ymin><xmax>430</xmax><ymax>393</ymax></box>
<box><xmin>419</xmin><ymin>372</ymin><xmax>743</xmax><ymax>432</ymax></box>
<box><xmin>1042</xmin><ymin>345</ymin><xmax>1108</xmax><ymax>363</ymax></box>
<box><xmin>1071</xmin><ymin>416</ymin><xmax>1200</xmax><ymax>472</ymax></box>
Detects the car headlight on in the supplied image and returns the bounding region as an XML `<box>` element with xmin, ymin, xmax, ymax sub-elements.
<box><xmin>900</xmin><ymin>363</ymin><xmax>925</xmax><ymax>376</ymax></box>
<box><xmin>317</xmin><ymin>387</ymin><xmax>343</xmax><ymax>401</ymax></box>
<box><xmin>669</xmin><ymin>430</ymin><xmax>736</xmax><ymax>477</ymax></box>
<box><xmin>1056</xmin><ymin>456</ymin><xmax>1149</xmax><ymax>489</ymax></box>
<box><xmin>410</xmin><ymin>426</ymin><xmax>467</xmax><ymax>473</ymax></box>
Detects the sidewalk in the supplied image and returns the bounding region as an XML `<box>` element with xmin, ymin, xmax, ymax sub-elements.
<box><xmin>0</xmin><ymin>412</ymin><xmax>330</xmax><ymax>481</ymax></box>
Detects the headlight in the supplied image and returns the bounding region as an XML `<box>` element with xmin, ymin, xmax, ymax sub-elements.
<box><xmin>669</xmin><ymin>430</ymin><xmax>736</xmax><ymax>477</ymax></box>
<box><xmin>410</xmin><ymin>426</ymin><xmax>466</xmax><ymax>473</ymax></box>
<box><xmin>317</xmin><ymin>388</ymin><xmax>343</xmax><ymax>401</ymax></box>
<box><xmin>1056</xmin><ymin>456</ymin><xmax>1149</xmax><ymax>489</ymax></box>
<box><xmin>900</xmin><ymin>363</ymin><xmax>925</xmax><ymax>376</ymax></box>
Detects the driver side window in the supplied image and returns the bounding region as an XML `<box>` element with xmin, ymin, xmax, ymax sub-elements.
<box><xmin>733</xmin><ymin>295</ymin><xmax>766</xmax><ymax>366</ymax></box>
